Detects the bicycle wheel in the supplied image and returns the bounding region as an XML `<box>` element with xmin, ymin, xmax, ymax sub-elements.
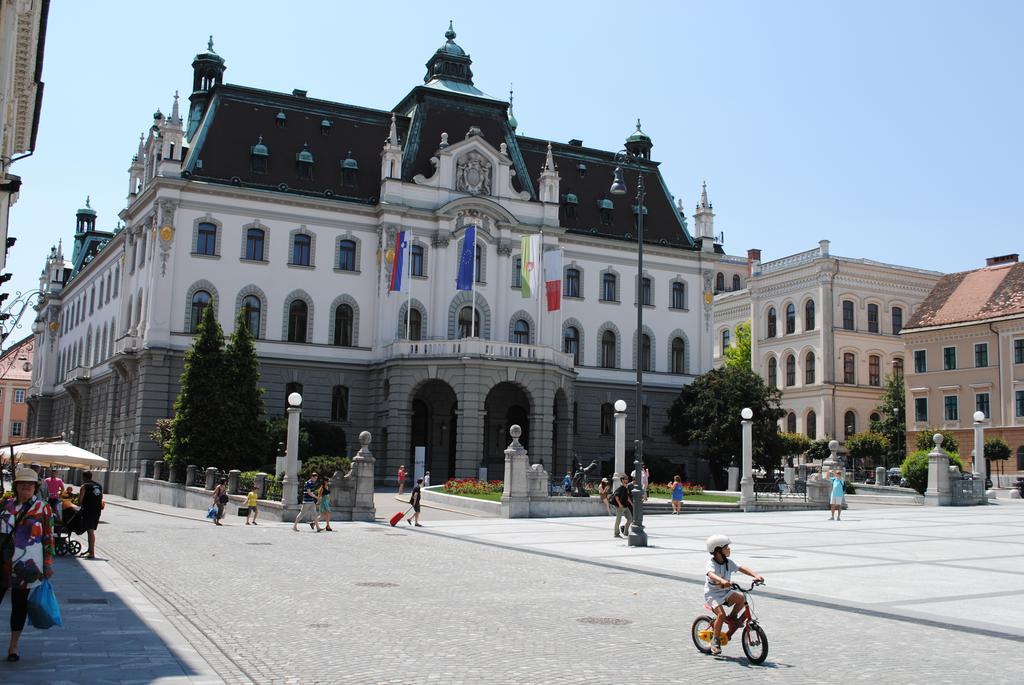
<box><xmin>691</xmin><ymin>616</ymin><xmax>715</xmax><ymax>654</ymax></box>
<box><xmin>68</xmin><ymin>540</ymin><xmax>83</xmax><ymax>555</ymax></box>
<box><xmin>741</xmin><ymin>622</ymin><xmax>769</xmax><ymax>664</ymax></box>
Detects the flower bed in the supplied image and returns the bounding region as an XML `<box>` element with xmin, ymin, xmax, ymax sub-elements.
<box><xmin>647</xmin><ymin>482</ymin><xmax>705</xmax><ymax>498</ymax></box>
<box><xmin>443</xmin><ymin>478</ymin><xmax>504</xmax><ymax>496</ymax></box>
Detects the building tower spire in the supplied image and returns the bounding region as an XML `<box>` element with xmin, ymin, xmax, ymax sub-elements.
<box><xmin>424</xmin><ymin>21</ymin><xmax>474</xmax><ymax>86</ymax></box>
<box><xmin>507</xmin><ymin>83</ymin><xmax>518</xmax><ymax>130</ymax></box>
<box><xmin>693</xmin><ymin>180</ymin><xmax>715</xmax><ymax>252</ymax></box>
<box><xmin>187</xmin><ymin>36</ymin><xmax>227</xmax><ymax>140</ymax></box>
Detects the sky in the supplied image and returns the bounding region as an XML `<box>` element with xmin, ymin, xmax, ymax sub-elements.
<box><xmin>4</xmin><ymin>0</ymin><xmax>1022</xmax><ymax>345</ymax></box>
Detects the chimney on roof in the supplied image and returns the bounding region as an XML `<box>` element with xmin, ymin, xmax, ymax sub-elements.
<box><xmin>747</xmin><ymin>248</ymin><xmax>762</xmax><ymax>276</ymax></box>
<box><xmin>986</xmin><ymin>254</ymin><xmax>1018</xmax><ymax>267</ymax></box>
<box><xmin>568</xmin><ymin>139</ymin><xmax>583</xmax><ymax>146</ymax></box>
<box><xmin>292</xmin><ymin>89</ymin><xmax>308</xmax><ymax>97</ymax></box>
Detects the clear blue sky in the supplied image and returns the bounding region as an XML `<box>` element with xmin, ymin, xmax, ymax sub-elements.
<box><xmin>5</xmin><ymin>1</ymin><xmax>1022</xmax><ymax>343</ymax></box>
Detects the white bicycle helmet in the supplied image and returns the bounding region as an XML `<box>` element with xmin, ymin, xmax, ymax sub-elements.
<box><xmin>706</xmin><ymin>534</ymin><xmax>731</xmax><ymax>554</ymax></box>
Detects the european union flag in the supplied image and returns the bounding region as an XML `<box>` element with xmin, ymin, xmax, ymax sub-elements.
<box><xmin>456</xmin><ymin>225</ymin><xmax>476</xmax><ymax>291</ymax></box>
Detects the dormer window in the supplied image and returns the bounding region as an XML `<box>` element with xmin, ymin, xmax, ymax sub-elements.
<box><xmin>598</xmin><ymin>198</ymin><xmax>614</xmax><ymax>225</ymax></box>
<box><xmin>321</xmin><ymin>119</ymin><xmax>331</xmax><ymax>136</ymax></box>
<box><xmin>341</xmin><ymin>150</ymin><xmax>359</xmax><ymax>188</ymax></box>
<box><xmin>296</xmin><ymin>143</ymin><xmax>314</xmax><ymax>180</ymax></box>
<box><xmin>576</xmin><ymin>162</ymin><xmax>587</xmax><ymax>178</ymax></box>
<box><xmin>275</xmin><ymin>110</ymin><xmax>287</xmax><ymax>128</ymax></box>
<box><xmin>562</xmin><ymin>193</ymin><xmax>578</xmax><ymax>221</ymax></box>
<box><xmin>250</xmin><ymin>136</ymin><xmax>269</xmax><ymax>174</ymax></box>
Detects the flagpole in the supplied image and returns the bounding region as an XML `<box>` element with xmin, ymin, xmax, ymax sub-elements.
<box><xmin>471</xmin><ymin>226</ymin><xmax>477</xmax><ymax>338</ymax></box>
<box><xmin>405</xmin><ymin>234</ymin><xmax>412</xmax><ymax>340</ymax></box>
<box><xmin>537</xmin><ymin>230</ymin><xmax>543</xmax><ymax>348</ymax></box>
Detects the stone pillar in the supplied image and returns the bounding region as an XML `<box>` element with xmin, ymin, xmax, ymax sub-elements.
<box><xmin>924</xmin><ymin>433</ymin><xmax>952</xmax><ymax>506</ymax></box>
<box><xmin>152</xmin><ymin>461</ymin><xmax>165</xmax><ymax>481</ymax></box>
<box><xmin>727</xmin><ymin>466</ymin><xmax>740</xmax><ymax>491</ymax></box>
<box><xmin>227</xmin><ymin>469</ymin><xmax>241</xmax><ymax>495</ymax></box>
<box><xmin>168</xmin><ymin>463</ymin><xmax>179</xmax><ymax>484</ymax></box>
<box><xmin>185</xmin><ymin>464</ymin><xmax>199</xmax><ymax>487</ymax></box>
<box><xmin>613</xmin><ymin>401</ymin><xmax>627</xmax><ymax>490</ymax></box>
<box><xmin>784</xmin><ymin>466</ymin><xmax>795</xmax><ymax>486</ymax></box>
<box><xmin>501</xmin><ymin>425</ymin><xmax>530</xmax><ymax>518</ymax></box>
<box><xmin>875</xmin><ymin>466</ymin><xmax>886</xmax><ymax>486</ymax></box>
<box><xmin>254</xmin><ymin>473</ymin><xmax>268</xmax><ymax>499</ymax></box>
<box><xmin>139</xmin><ymin>460</ymin><xmax>152</xmax><ymax>478</ymax></box>
<box><xmin>739</xmin><ymin>409</ymin><xmax>754</xmax><ymax>510</ymax></box>
<box><xmin>972</xmin><ymin>415</ymin><xmax>989</xmax><ymax>501</ymax></box>
<box><xmin>205</xmin><ymin>467</ymin><xmax>217</xmax><ymax>490</ymax></box>
<box><xmin>349</xmin><ymin>431</ymin><xmax>377</xmax><ymax>521</ymax></box>
<box><xmin>281</xmin><ymin>394</ymin><xmax>302</xmax><ymax>507</ymax></box>
<box><xmin>822</xmin><ymin>440</ymin><xmax>841</xmax><ymax>480</ymax></box>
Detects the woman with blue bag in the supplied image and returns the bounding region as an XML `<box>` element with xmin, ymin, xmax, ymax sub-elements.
<box><xmin>0</xmin><ymin>467</ymin><xmax>56</xmax><ymax>661</ymax></box>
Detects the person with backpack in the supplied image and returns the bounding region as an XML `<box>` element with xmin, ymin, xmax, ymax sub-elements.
<box><xmin>613</xmin><ymin>475</ymin><xmax>633</xmax><ymax>538</ymax></box>
<box><xmin>211</xmin><ymin>478</ymin><xmax>228</xmax><ymax>526</ymax></box>
<box><xmin>78</xmin><ymin>471</ymin><xmax>103</xmax><ymax>557</ymax></box>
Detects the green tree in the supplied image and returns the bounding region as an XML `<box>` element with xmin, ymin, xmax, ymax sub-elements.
<box><xmin>225</xmin><ymin>311</ymin><xmax>267</xmax><ymax>471</ymax></box>
<box><xmin>901</xmin><ymin>449</ymin><xmax>964</xmax><ymax>494</ymax></box>
<box><xmin>870</xmin><ymin>373</ymin><xmax>906</xmax><ymax>466</ymax></box>
<box><xmin>984</xmin><ymin>437</ymin><xmax>1011</xmax><ymax>462</ymax></box>
<box><xmin>846</xmin><ymin>431</ymin><xmax>890</xmax><ymax>471</ymax></box>
<box><xmin>168</xmin><ymin>305</ymin><xmax>232</xmax><ymax>468</ymax></box>
<box><xmin>665</xmin><ymin>365</ymin><xmax>785</xmax><ymax>487</ymax></box>
<box><xmin>915</xmin><ymin>428</ymin><xmax>959</xmax><ymax>454</ymax></box>
<box><xmin>778</xmin><ymin>432</ymin><xmax>812</xmax><ymax>463</ymax></box>
<box><xmin>723</xmin><ymin>321</ymin><xmax>752</xmax><ymax>370</ymax></box>
<box><xmin>805</xmin><ymin>438</ymin><xmax>834</xmax><ymax>463</ymax></box>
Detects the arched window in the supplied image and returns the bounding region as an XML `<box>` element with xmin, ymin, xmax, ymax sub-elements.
<box><xmin>600</xmin><ymin>403</ymin><xmax>614</xmax><ymax>435</ymax></box>
<box><xmin>805</xmin><ymin>299</ymin><xmax>815</xmax><ymax>331</ymax></box>
<box><xmin>241</xmin><ymin>295</ymin><xmax>261</xmax><ymax>336</ymax></box>
<box><xmin>732</xmin><ymin>274</ymin><xmax>741</xmax><ymax>290</ymax></box>
<box><xmin>601</xmin><ymin>330</ymin><xmax>616</xmax><ymax>369</ymax></box>
<box><xmin>641</xmin><ymin>277</ymin><xmax>652</xmax><ymax>306</ymax></box>
<box><xmin>408</xmin><ymin>309</ymin><xmax>422</xmax><ymax>341</ymax></box>
<box><xmin>767</xmin><ymin>308</ymin><xmax>777</xmax><ymax>338</ymax></box>
<box><xmin>785</xmin><ymin>303</ymin><xmax>796</xmax><ymax>334</ymax></box>
<box><xmin>892</xmin><ymin>306</ymin><xmax>904</xmax><ymax>335</ymax></box>
<box><xmin>806</xmin><ymin>410</ymin><xmax>817</xmax><ymax>439</ymax></box>
<box><xmin>893</xmin><ymin>357</ymin><xmax>904</xmax><ymax>378</ymax></box>
<box><xmin>844</xmin><ymin>352</ymin><xmax>856</xmax><ymax>384</ymax></box>
<box><xmin>474</xmin><ymin>244</ymin><xmax>483</xmax><ymax>284</ymax></box>
<box><xmin>1018</xmin><ymin>445</ymin><xmax>1024</xmax><ymax>471</ymax></box>
<box><xmin>671</xmin><ymin>337</ymin><xmax>686</xmax><ymax>374</ymax></box>
<box><xmin>334</xmin><ymin>304</ymin><xmax>353</xmax><ymax>346</ymax></box>
<box><xmin>868</xmin><ymin>303</ymin><xmax>879</xmax><ymax>333</ymax></box>
<box><xmin>768</xmin><ymin>357</ymin><xmax>778</xmax><ymax>387</ymax></box>
<box><xmin>338</xmin><ymin>239</ymin><xmax>356</xmax><ymax>271</ymax></box>
<box><xmin>601</xmin><ymin>273</ymin><xmax>617</xmax><ymax>301</ymax></box>
<box><xmin>292</xmin><ymin>234</ymin><xmax>312</xmax><ymax>266</ymax></box>
<box><xmin>563</xmin><ymin>326</ymin><xmax>580</xmax><ymax>365</ymax></box>
<box><xmin>722</xmin><ymin>329</ymin><xmax>731</xmax><ymax>352</ymax></box>
<box><xmin>410</xmin><ymin>244</ymin><xmax>424</xmax><ymax>276</ymax></box>
<box><xmin>331</xmin><ymin>385</ymin><xmax>349</xmax><ymax>422</ymax></box>
<box><xmin>564</xmin><ymin>268</ymin><xmax>581</xmax><ymax>298</ymax></box>
<box><xmin>458</xmin><ymin>306</ymin><xmax>480</xmax><ymax>338</ymax></box>
<box><xmin>512</xmin><ymin>319</ymin><xmax>530</xmax><ymax>344</ymax></box>
<box><xmin>245</xmin><ymin>228</ymin><xmax>265</xmax><ymax>261</ymax></box>
<box><xmin>511</xmin><ymin>256</ymin><xmax>522</xmax><ymax>288</ymax></box>
<box><xmin>671</xmin><ymin>281</ymin><xmax>686</xmax><ymax>309</ymax></box>
<box><xmin>640</xmin><ymin>333</ymin><xmax>651</xmax><ymax>371</ymax></box>
<box><xmin>787</xmin><ymin>412</ymin><xmax>797</xmax><ymax>433</ymax></box>
<box><xmin>842</xmin><ymin>300</ymin><xmax>855</xmax><ymax>330</ymax></box>
<box><xmin>869</xmin><ymin>355</ymin><xmax>881</xmax><ymax>386</ymax></box>
<box><xmin>785</xmin><ymin>354</ymin><xmax>796</xmax><ymax>386</ymax></box>
<box><xmin>287</xmin><ymin>300</ymin><xmax>308</xmax><ymax>343</ymax></box>
<box><xmin>805</xmin><ymin>352</ymin><xmax>816</xmax><ymax>384</ymax></box>
<box><xmin>196</xmin><ymin>222</ymin><xmax>217</xmax><ymax>256</ymax></box>
<box><xmin>189</xmin><ymin>291</ymin><xmax>211</xmax><ymax>333</ymax></box>
<box><xmin>870</xmin><ymin>412</ymin><xmax>881</xmax><ymax>424</ymax></box>
<box><xmin>715</xmin><ymin>272</ymin><xmax>725</xmax><ymax>292</ymax></box>
<box><xmin>844</xmin><ymin>411</ymin><xmax>857</xmax><ymax>438</ymax></box>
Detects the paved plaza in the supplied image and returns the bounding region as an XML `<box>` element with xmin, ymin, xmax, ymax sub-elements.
<box><xmin>4</xmin><ymin>497</ymin><xmax>1022</xmax><ymax>684</ymax></box>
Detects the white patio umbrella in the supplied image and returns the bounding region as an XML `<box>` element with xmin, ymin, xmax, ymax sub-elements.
<box><xmin>1</xmin><ymin>440</ymin><xmax>109</xmax><ymax>469</ymax></box>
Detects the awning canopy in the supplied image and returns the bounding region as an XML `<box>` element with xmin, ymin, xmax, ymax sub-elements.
<box><xmin>1</xmin><ymin>440</ymin><xmax>109</xmax><ymax>469</ymax></box>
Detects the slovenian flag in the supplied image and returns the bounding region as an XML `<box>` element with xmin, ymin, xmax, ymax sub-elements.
<box><xmin>389</xmin><ymin>230</ymin><xmax>407</xmax><ymax>293</ymax></box>
<box><xmin>456</xmin><ymin>225</ymin><xmax>476</xmax><ymax>291</ymax></box>
<box><xmin>545</xmin><ymin>249</ymin><xmax>562</xmax><ymax>311</ymax></box>
<box><xmin>520</xmin><ymin>235</ymin><xmax>540</xmax><ymax>299</ymax></box>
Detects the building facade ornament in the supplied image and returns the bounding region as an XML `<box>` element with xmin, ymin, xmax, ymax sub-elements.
<box><xmin>455</xmin><ymin>151</ymin><xmax>492</xmax><ymax>196</ymax></box>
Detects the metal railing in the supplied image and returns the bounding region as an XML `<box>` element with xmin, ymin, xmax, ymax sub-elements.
<box><xmin>753</xmin><ymin>479</ymin><xmax>807</xmax><ymax>501</ymax></box>
<box><xmin>383</xmin><ymin>338</ymin><xmax>575</xmax><ymax>371</ymax></box>
<box><xmin>113</xmin><ymin>334</ymin><xmax>140</xmax><ymax>355</ymax></box>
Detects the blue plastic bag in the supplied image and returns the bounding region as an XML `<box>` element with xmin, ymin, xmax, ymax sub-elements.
<box><xmin>27</xmin><ymin>579</ymin><xmax>63</xmax><ymax>629</ymax></box>
<box><xmin>206</xmin><ymin>505</ymin><xmax>217</xmax><ymax>519</ymax></box>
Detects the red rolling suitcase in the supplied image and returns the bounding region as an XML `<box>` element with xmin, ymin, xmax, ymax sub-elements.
<box><xmin>389</xmin><ymin>508</ymin><xmax>412</xmax><ymax>527</ymax></box>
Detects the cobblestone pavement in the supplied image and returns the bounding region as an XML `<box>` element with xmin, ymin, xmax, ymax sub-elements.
<box><xmin>9</xmin><ymin>499</ymin><xmax>1021</xmax><ymax>684</ymax></box>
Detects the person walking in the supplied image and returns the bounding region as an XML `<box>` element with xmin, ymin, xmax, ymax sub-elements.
<box><xmin>598</xmin><ymin>478</ymin><xmax>612</xmax><ymax>514</ymax></box>
<box><xmin>315</xmin><ymin>477</ymin><xmax>333</xmax><ymax>532</ymax></box>
<box><xmin>397</xmin><ymin>465</ymin><xmax>407</xmax><ymax>496</ymax></box>
<box><xmin>562</xmin><ymin>471</ymin><xmax>573</xmax><ymax>496</ymax></box>
<box><xmin>211</xmin><ymin>478</ymin><xmax>228</xmax><ymax>526</ymax></box>
<box><xmin>642</xmin><ymin>466</ymin><xmax>650</xmax><ymax>503</ymax></box>
<box><xmin>670</xmin><ymin>475</ymin><xmax>685</xmax><ymax>514</ymax></box>
<box><xmin>78</xmin><ymin>471</ymin><xmax>103</xmax><ymax>558</ymax></box>
<box><xmin>43</xmin><ymin>469</ymin><xmax>64</xmax><ymax>512</ymax></box>
<box><xmin>245</xmin><ymin>485</ymin><xmax>258</xmax><ymax>525</ymax></box>
<box><xmin>613</xmin><ymin>475</ymin><xmax>633</xmax><ymax>538</ymax></box>
<box><xmin>423</xmin><ymin>471</ymin><xmax>430</xmax><ymax>488</ymax></box>
<box><xmin>408</xmin><ymin>478</ymin><xmax>423</xmax><ymax>527</ymax></box>
<box><xmin>0</xmin><ymin>467</ymin><xmax>55</xmax><ymax>662</ymax></box>
<box><xmin>293</xmin><ymin>473</ymin><xmax>320</xmax><ymax>532</ymax></box>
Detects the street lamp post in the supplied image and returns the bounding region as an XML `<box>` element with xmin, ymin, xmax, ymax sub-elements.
<box><xmin>972</xmin><ymin>410</ymin><xmax>986</xmax><ymax>488</ymax></box>
<box><xmin>739</xmin><ymin>408</ymin><xmax>754</xmax><ymax>509</ymax></box>
<box><xmin>610</xmin><ymin>148</ymin><xmax>647</xmax><ymax>547</ymax></box>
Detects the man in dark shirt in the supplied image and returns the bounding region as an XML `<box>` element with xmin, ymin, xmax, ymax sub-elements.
<box><xmin>78</xmin><ymin>470</ymin><xmax>104</xmax><ymax>558</ymax></box>
<box><xmin>408</xmin><ymin>478</ymin><xmax>423</xmax><ymax>527</ymax></box>
<box><xmin>613</xmin><ymin>475</ymin><xmax>633</xmax><ymax>539</ymax></box>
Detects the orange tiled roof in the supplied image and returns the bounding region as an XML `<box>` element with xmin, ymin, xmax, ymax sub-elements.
<box><xmin>905</xmin><ymin>262</ymin><xmax>1024</xmax><ymax>329</ymax></box>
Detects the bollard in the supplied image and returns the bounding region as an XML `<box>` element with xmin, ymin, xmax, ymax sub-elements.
<box><xmin>875</xmin><ymin>466</ymin><xmax>886</xmax><ymax>486</ymax></box>
<box><xmin>139</xmin><ymin>460</ymin><xmax>152</xmax><ymax>479</ymax></box>
<box><xmin>168</xmin><ymin>463</ymin><xmax>179</xmax><ymax>484</ymax></box>
<box><xmin>186</xmin><ymin>465</ymin><xmax>199</xmax><ymax>487</ymax></box>
<box><xmin>254</xmin><ymin>473</ymin><xmax>268</xmax><ymax>499</ymax></box>
<box><xmin>205</xmin><ymin>467</ymin><xmax>218</xmax><ymax>490</ymax></box>
<box><xmin>227</xmin><ymin>469</ymin><xmax>241</xmax><ymax>494</ymax></box>
<box><xmin>152</xmin><ymin>461</ymin><xmax>166</xmax><ymax>481</ymax></box>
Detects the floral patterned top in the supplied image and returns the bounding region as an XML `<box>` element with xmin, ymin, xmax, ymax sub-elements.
<box><xmin>0</xmin><ymin>495</ymin><xmax>54</xmax><ymax>589</ymax></box>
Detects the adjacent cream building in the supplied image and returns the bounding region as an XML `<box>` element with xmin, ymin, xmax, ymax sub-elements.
<box><xmin>901</xmin><ymin>254</ymin><xmax>1024</xmax><ymax>481</ymax></box>
<box><xmin>714</xmin><ymin>240</ymin><xmax>941</xmax><ymax>445</ymax></box>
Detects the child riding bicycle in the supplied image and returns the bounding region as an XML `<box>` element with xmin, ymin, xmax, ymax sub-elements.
<box><xmin>704</xmin><ymin>534</ymin><xmax>764</xmax><ymax>655</ymax></box>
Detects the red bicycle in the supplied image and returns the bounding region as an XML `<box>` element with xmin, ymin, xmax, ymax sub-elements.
<box><xmin>691</xmin><ymin>579</ymin><xmax>768</xmax><ymax>664</ymax></box>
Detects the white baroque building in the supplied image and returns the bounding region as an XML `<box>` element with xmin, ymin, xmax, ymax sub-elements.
<box><xmin>27</xmin><ymin>28</ymin><xmax>734</xmax><ymax>482</ymax></box>
<box><xmin>713</xmin><ymin>240</ymin><xmax>941</xmax><ymax>444</ymax></box>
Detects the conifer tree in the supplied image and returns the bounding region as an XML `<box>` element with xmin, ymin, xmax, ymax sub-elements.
<box><xmin>225</xmin><ymin>310</ymin><xmax>267</xmax><ymax>471</ymax></box>
<box><xmin>168</xmin><ymin>305</ymin><xmax>231</xmax><ymax>467</ymax></box>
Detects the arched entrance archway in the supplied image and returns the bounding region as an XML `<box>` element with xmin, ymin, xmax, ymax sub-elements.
<box><xmin>410</xmin><ymin>380</ymin><xmax>458</xmax><ymax>481</ymax></box>
<box><xmin>483</xmin><ymin>382</ymin><xmax>532</xmax><ymax>478</ymax></box>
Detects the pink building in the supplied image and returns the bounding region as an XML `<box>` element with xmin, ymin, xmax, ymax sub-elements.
<box><xmin>0</xmin><ymin>335</ymin><xmax>35</xmax><ymax>444</ymax></box>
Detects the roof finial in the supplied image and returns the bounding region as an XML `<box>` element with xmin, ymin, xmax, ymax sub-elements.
<box><xmin>171</xmin><ymin>90</ymin><xmax>180</xmax><ymax>122</ymax></box>
<box><xmin>445</xmin><ymin>20</ymin><xmax>455</xmax><ymax>41</ymax></box>
<box><xmin>507</xmin><ymin>82</ymin><xmax>518</xmax><ymax>130</ymax></box>
<box><xmin>208</xmin><ymin>35</ymin><xmax>214</xmax><ymax>51</ymax></box>
<box><xmin>636</xmin><ymin>118</ymin><xmax>642</xmax><ymax>131</ymax></box>
<box><xmin>544</xmin><ymin>142</ymin><xmax>555</xmax><ymax>172</ymax></box>
<box><xmin>388</xmin><ymin>112</ymin><xmax>399</xmax><ymax>145</ymax></box>
<box><xmin>85</xmin><ymin>195</ymin><xmax>91</xmax><ymax>208</ymax></box>
<box><xmin>700</xmin><ymin>180</ymin><xmax>709</xmax><ymax>207</ymax></box>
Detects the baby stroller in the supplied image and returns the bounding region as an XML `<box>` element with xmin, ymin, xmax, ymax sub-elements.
<box><xmin>54</xmin><ymin>507</ymin><xmax>87</xmax><ymax>556</ymax></box>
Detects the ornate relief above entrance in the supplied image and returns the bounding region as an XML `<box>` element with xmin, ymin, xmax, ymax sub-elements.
<box><xmin>456</xmin><ymin>151</ymin><xmax>492</xmax><ymax>196</ymax></box>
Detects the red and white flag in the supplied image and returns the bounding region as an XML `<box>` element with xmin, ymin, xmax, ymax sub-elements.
<box><xmin>544</xmin><ymin>249</ymin><xmax>562</xmax><ymax>312</ymax></box>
